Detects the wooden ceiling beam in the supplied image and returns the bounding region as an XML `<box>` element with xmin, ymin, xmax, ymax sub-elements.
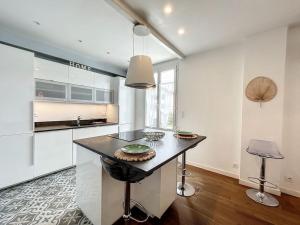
<box><xmin>106</xmin><ymin>0</ymin><xmax>185</xmax><ymax>59</ymax></box>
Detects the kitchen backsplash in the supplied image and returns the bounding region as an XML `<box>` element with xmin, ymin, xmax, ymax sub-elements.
<box><xmin>33</xmin><ymin>102</ymin><xmax>107</xmax><ymax>122</ymax></box>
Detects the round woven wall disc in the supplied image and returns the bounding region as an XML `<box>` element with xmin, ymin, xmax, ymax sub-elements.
<box><xmin>246</xmin><ymin>76</ymin><xmax>277</xmax><ymax>102</ymax></box>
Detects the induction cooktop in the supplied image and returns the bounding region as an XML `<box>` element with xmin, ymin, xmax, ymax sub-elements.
<box><xmin>109</xmin><ymin>129</ymin><xmax>145</xmax><ymax>142</ymax></box>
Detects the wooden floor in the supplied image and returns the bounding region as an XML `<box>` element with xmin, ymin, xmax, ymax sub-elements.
<box><xmin>114</xmin><ymin>165</ymin><xmax>300</xmax><ymax>225</ymax></box>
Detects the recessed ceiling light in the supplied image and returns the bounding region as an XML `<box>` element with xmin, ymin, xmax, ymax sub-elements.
<box><xmin>106</xmin><ymin>51</ymin><xmax>110</xmax><ymax>55</ymax></box>
<box><xmin>164</xmin><ymin>4</ymin><xmax>173</xmax><ymax>14</ymax></box>
<box><xmin>33</xmin><ymin>20</ymin><xmax>40</xmax><ymax>25</ymax></box>
<box><xmin>78</xmin><ymin>40</ymin><xmax>83</xmax><ymax>43</ymax></box>
<box><xmin>35</xmin><ymin>68</ymin><xmax>39</xmax><ymax>71</ymax></box>
<box><xmin>178</xmin><ymin>28</ymin><xmax>185</xmax><ymax>35</ymax></box>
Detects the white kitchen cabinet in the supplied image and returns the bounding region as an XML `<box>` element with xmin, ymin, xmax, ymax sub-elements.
<box><xmin>35</xmin><ymin>79</ymin><xmax>68</xmax><ymax>101</ymax></box>
<box><xmin>76</xmin><ymin>147</ymin><xmax>177</xmax><ymax>224</ymax></box>
<box><xmin>34</xmin><ymin>57</ymin><xmax>69</xmax><ymax>83</ymax></box>
<box><xmin>132</xmin><ymin>159</ymin><xmax>177</xmax><ymax>218</ymax></box>
<box><xmin>94</xmin><ymin>74</ymin><xmax>111</xmax><ymax>89</ymax></box>
<box><xmin>0</xmin><ymin>44</ymin><xmax>34</xmax><ymax>136</ymax></box>
<box><xmin>95</xmin><ymin>89</ymin><xmax>113</xmax><ymax>104</ymax></box>
<box><xmin>72</xmin><ymin>125</ymin><xmax>118</xmax><ymax>165</ymax></box>
<box><xmin>34</xmin><ymin>130</ymin><xmax>73</xmax><ymax>177</ymax></box>
<box><xmin>0</xmin><ymin>44</ymin><xmax>35</xmax><ymax>189</ymax></box>
<box><xmin>76</xmin><ymin>145</ymin><xmax>124</xmax><ymax>225</ymax></box>
<box><xmin>117</xmin><ymin>77</ymin><xmax>135</xmax><ymax>131</ymax></box>
<box><xmin>69</xmin><ymin>66</ymin><xmax>94</xmax><ymax>87</ymax></box>
<box><xmin>70</xmin><ymin>85</ymin><xmax>94</xmax><ymax>103</ymax></box>
<box><xmin>0</xmin><ymin>134</ymin><xmax>34</xmax><ymax>189</ymax></box>
<box><xmin>119</xmin><ymin>78</ymin><xmax>135</xmax><ymax>124</ymax></box>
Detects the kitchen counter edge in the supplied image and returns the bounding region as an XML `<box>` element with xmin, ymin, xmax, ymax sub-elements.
<box><xmin>34</xmin><ymin>122</ymin><xmax>119</xmax><ymax>133</ymax></box>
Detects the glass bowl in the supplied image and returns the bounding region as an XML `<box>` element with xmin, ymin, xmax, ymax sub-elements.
<box><xmin>143</xmin><ymin>131</ymin><xmax>165</xmax><ymax>141</ymax></box>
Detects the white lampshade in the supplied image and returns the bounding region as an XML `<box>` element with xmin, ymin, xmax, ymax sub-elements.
<box><xmin>125</xmin><ymin>55</ymin><xmax>155</xmax><ymax>89</ymax></box>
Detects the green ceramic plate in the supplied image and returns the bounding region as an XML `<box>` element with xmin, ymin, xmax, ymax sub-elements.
<box><xmin>176</xmin><ymin>130</ymin><xmax>193</xmax><ymax>135</ymax></box>
<box><xmin>121</xmin><ymin>144</ymin><xmax>151</xmax><ymax>154</ymax></box>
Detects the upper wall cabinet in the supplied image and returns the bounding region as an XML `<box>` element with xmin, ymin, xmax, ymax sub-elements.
<box><xmin>34</xmin><ymin>58</ymin><xmax>69</xmax><ymax>83</ymax></box>
<box><xmin>33</xmin><ymin>57</ymin><xmax>115</xmax><ymax>104</ymax></box>
<box><xmin>70</xmin><ymin>85</ymin><xmax>94</xmax><ymax>103</ymax></box>
<box><xmin>69</xmin><ymin>66</ymin><xmax>95</xmax><ymax>87</ymax></box>
<box><xmin>94</xmin><ymin>74</ymin><xmax>112</xmax><ymax>89</ymax></box>
<box><xmin>35</xmin><ymin>79</ymin><xmax>68</xmax><ymax>101</ymax></box>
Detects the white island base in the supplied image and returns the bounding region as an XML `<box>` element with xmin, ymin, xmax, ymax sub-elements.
<box><xmin>76</xmin><ymin>145</ymin><xmax>177</xmax><ymax>225</ymax></box>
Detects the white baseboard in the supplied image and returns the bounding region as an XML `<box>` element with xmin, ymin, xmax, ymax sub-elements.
<box><xmin>186</xmin><ymin>161</ymin><xmax>239</xmax><ymax>179</ymax></box>
<box><xmin>280</xmin><ymin>186</ymin><xmax>300</xmax><ymax>198</ymax></box>
<box><xmin>239</xmin><ymin>179</ymin><xmax>281</xmax><ymax>196</ymax></box>
<box><xmin>187</xmin><ymin>161</ymin><xmax>300</xmax><ymax>198</ymax></box>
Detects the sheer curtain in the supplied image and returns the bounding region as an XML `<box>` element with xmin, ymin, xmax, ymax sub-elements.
<box><xmin>145</xmin><ymin>73</ymin><xmax>158</xmax><ymax>127</ymax></box>
<box><xmin>159</xmin><ymin>69</ymin><xmax>175</xmax><ymax>130</ymax></box>
<box><xmin>145</xmin><ymin>67</ymin><xmax>176</xmax><ymax>130</ymax></box>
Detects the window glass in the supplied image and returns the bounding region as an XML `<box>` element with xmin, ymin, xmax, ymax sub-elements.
<box><xmin>159</xmin><ymin>70</ymin><xmax>175</xmax><ymax>129</ymax></box>
<box><xmin>145</xmin><ymin>68</ymin><xmax>176</xmax><ymax>130</ymax></box>
<box><xmin>160</xmin><ymin>69</ymin><xmax>175</xmax><ymax>84</ymax></box>
<box><xmin>145</xmin><ymin>73</ymin><xmax>158</xmax><ymax>127</ymax></box>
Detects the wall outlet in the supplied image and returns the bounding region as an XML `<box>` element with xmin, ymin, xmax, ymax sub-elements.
<box><xmin>285</xmin><ymin>176</ymin><xmax>294</xmax><ymax>183</ymax></box>
<box><xmin>233</xmin><ymin>163</ymin><xmax>239</xmax><ymax>169</ymax></box>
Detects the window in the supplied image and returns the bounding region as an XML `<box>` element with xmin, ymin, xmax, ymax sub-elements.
<box><xmin>145</xmin><ymin>65</ymin><xmax>177</xmax><ymax>130</ymax></box>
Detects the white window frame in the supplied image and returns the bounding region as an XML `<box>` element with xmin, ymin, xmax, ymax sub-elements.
<box><xmin>145</xmin><ymin>61</ymin><xmax>178</xmax><ymax>131</ymax></box>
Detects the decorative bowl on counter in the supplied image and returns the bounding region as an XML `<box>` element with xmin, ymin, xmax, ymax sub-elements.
<box><xmin>143</xmin><ymin>131</ymin><xmax>165</xmax><ymax>141</ymax></box>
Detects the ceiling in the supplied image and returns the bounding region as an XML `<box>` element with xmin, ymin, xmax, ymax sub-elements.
<box><xmin>0</xmin><ymin>0</ymin><xmax>176</xmax><ymax>71</ymax></box>
<box><xmin>124</xmin><ymin>0</ymin><xmax>300</xmax><ymax>55</ymax></box>
<box><xmin>1</xmin><ymin>0</ymin><xmax>300</xmax><ymax>71</ymax></box>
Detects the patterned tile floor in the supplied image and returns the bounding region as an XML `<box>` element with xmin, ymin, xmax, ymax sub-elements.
<box><xmin>0</xmin><ymin>168</ymin><xmax>93</xmax><ymax>225</ymax></box>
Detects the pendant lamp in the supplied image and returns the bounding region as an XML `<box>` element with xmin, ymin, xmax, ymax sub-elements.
<box><xmin>125</xmin><ymin>24</ymin><xmax>155</xmax><ymax>89</ymax></box>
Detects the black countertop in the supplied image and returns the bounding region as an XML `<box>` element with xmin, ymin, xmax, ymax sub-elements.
<box><xmin>74</xmin><ymin>129</ymin><xmax>206</xmax><ymax>174</ymax></box>
<box><xmin>108</xmin><ymin>129</ymin><xmax>145</xmax><ymax>142</ymax></box>
<box><xmin>34</xmin><ymin>119</ymin><xmax>118</xmax><ymax>132</ymax></box>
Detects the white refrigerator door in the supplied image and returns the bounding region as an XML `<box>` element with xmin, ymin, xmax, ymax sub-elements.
<box><xmin>0</xmin><ymin>44</ymin><xmax>34</xmax><ymax>135</ymax></box>
<box><xmin>0</xmin><ymin>133</ymin><xmax>34</xmax><ymax>189</ymax></box>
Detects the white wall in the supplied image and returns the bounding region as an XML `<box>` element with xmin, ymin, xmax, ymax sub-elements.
<box><xmin>135</xmin><ymin>89</ymin><xmax>146</xmax><ymax>129</ymax></box>
<box><xmin>239</xmin><ymin>27</ymin><xmax>287</xmax><ymax>193</ymax></box>
<box><xmin>281</xmin><ymin>26</ymin><xmax>300</xmax><ymax>197</ymax></box>
<box><xmin>34</xmin><ymin>102</ymin><xmax>107</xmax><ymax>122</ymax></box>
<box><xmin>177</xmin><ymin>44</ymin><xmax>244</xmax><ymax>178</ymax></box>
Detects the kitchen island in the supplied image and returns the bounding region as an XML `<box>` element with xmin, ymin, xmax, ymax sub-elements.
<box><xmin>74</xmin><ymin>129</ymin><xmax>206</xmax><ymax>225</ymax></box>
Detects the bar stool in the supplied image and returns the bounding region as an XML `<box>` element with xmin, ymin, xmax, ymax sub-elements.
<box><xmin>246</xmin><ymin>139</ymin><xmax>284</xmax><ymax>207</ymax></box>
<box><xmin>177</xmin><ymin>152</ymin><xmax>195</xmax><ymax>197</ymax></box>
<box><xmin>100</xmin><ymin>156</ymin><xmax>150</xmax><ymax>223</ymax></box>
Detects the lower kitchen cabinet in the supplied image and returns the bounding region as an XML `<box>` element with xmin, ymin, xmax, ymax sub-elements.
<box><xmin>34</xmin><ymin>130</ymin><xmax>73</xmax><ymax>177</ymax></box>
<box><xmin>0</xmin><ymin>134</ymin><xmax>34</xmax><ymax>189</ymax></box>
<box><xmin>72</xmin><ymin>125</ymin><xmax>118</xmax><ymax>165</ymax></box>
<box><xmin>132</xmin><ymin>159</ymin><xmax>177</xmax><ymax>218</ymax></box>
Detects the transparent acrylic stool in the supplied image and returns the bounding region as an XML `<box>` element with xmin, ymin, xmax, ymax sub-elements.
<box><xmin>246</xmin><ymin>140</ymin><xmax>284</xmax><ymax>207</ymax></box>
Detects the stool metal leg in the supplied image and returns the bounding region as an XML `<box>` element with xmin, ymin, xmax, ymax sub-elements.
<box><xmin>246</xmin><ymin>158</ymin><xmax>279</xmax><ymax>207</ymax></box>
<box><xmin>123</xmin><ymin>182</ymin><xmax>131</xmax><ymax>222</ymax></box>
<box><xmin>123</xmin><ymin>181</ymin><xmax>150</xmax><ymax>223</ymax></box>
<box><xmin>177</xmin><ymin>152</ymin><xmax>195</xmax><ymax>197</ymax></box>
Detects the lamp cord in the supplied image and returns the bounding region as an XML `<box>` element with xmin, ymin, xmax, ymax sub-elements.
<box><xmin>143</xmin><ymin>36</ymin><xmax>144</xmax><ymax>54</ymax></box>
<box><xmin>132</xmin><ymin>26</ymin><xmax>135</xmax><ymax>56</ymax></box>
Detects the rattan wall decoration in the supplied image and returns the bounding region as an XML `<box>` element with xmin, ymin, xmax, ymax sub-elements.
<box><xmin>245</xmin><ymin>76</ymin><xmax>277</xmax><ymax>106</ymax></box>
